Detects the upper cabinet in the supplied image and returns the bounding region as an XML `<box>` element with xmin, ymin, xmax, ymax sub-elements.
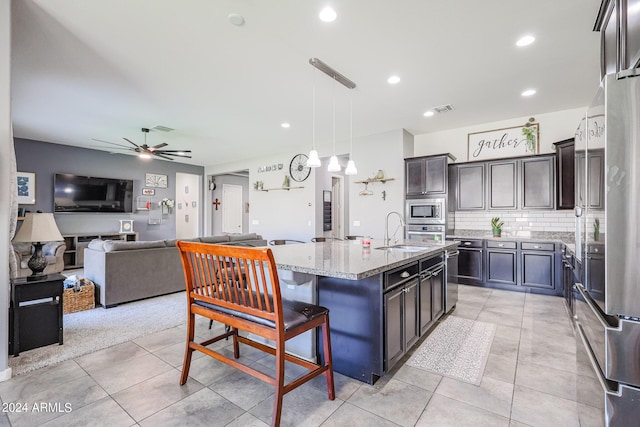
<box><xmin>405</xmin><ymin>154</ymin><xmax>454</xmax><ymax>198</ymax></box>
<box><xmin>454</xmin><ymin>164</ymin><xmax>486</xmax><ymax>210</ymax></box>
<box><xmin>596</xmin><ymin>0</ymin><xmax>640</xmax><ymax>77</ymax></box>
<box><xmin>487</xmin><ymin>160</ymin><xmax>518</xmax><ymax>210</ymax></box>
<box><xmin>554</xmin><ymin>139</ymin><xmax>575</xmax><ymax>210</ymax></box>
<box><xmin>449</xmin><ymin>154</ymin><xmax>556</xmax><ymax>211</ymax></box>
<box><xmin>521</xmin><ymin>156</ymin><xmax>555</xmax><ymax>210</ymax></box>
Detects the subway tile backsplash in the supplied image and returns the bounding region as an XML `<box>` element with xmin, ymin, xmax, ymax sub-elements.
<box><xmin>452</xmin><ymin>210</ymin><xmax>604</xmax><ymax>235</ymax></box>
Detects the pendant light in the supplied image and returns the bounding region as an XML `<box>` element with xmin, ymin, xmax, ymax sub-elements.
<box><xmin>327</xmin><ymin>76</ymin><xmax>341</xmax><ymax>172</ymax></box>
<box><xmin>306</xmin><ymin>66</ymin><xmax>321</xmax><ymax>168</ymax></box>
<box><xmin>344</xmin><ymin>94</ymin><xmax>358</xmax><ymax>175</ymax></box>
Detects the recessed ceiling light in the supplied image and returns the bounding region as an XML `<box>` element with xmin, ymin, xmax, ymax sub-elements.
<box><xmin>228</xmin><ymin>13</ymin><xmax>245</xmax><ymax>26</ymax></box>
<box><xmin>521</xmin><ymin>89</ymin><xmax>536</xmax><ymax>97</ymax></box>
<box><xmin>387</xmin><ymin>75</ymin><xmax>400</xmax><ymax>84</ymax></box>
<box><xmin>319</xmin><ymin>7</ymin><xmax>337</xmax><ymax>22</ymax></box>
<box><xmin>516</xmin><ymin>35</ymin><xmax>535</xmax><ymax>47</ymax></box>
<box><xmin>423</xmin><ymin>111</ymin><xmax>435</xmax><ymax>117</ymax></box>
<box><xmin>281</xmin><ymin>123</ymin><xmax>290</xmax><ymax>128</ymax></box>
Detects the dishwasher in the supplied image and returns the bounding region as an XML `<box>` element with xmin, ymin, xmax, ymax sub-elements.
<box><xmin>445</xmin><ymin>248</ymin><xmax>459</xmax><ymax>313</ymax></box>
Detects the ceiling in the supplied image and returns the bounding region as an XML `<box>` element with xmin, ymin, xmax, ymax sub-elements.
<box><xmin>11</xmin><ymin>0</ymin><xmax>603</xmax><ymax>167</ymax></box>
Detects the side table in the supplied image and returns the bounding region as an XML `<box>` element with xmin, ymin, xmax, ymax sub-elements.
<box><xmin>9</xmin><ymin>273</ymin><xmax>65</xmax><ymax>356</ymax></box>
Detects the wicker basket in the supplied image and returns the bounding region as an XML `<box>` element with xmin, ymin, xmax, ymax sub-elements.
<box><xmin>63</xmin><ymin>279</ymin><xmax>95</xmax><ymax>314</ymax></box>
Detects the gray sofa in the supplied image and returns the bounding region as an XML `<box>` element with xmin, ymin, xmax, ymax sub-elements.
<box><xmin>84</xmin><ymin>234</ymin><xmax>267</xmax><ymax>308</ymax></box>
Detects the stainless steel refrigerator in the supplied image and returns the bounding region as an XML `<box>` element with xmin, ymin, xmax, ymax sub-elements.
<box><xmin>574</xmin><ymin>69</ymin><xmax>640</xmax><ymax>426</ymax></box>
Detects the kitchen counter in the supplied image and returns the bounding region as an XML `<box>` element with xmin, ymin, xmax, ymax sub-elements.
<box><xmin>269</xmin><ymin>239</ymin><xmax>458</xmax><ymax>280</ymax></box>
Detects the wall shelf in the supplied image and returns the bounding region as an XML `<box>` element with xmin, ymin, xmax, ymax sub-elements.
<box><xmin>353</xmin><ymin>178</ymin><xmax>395</xmax><ymax>184</ymax></box>
<box><xmin>256</xmin><ymin>186</ymin><xmax>304</xmax><ymax>192</ymax></box>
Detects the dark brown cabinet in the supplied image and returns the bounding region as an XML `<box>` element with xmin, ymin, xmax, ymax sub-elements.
<box><xmin>405</xmin><ymin>154</ymin><xmax>449</xmax><ymax>197</ymax></box>
<box><xmin>486</xmin><ymin>241</ymin><xmax>518</xmax><ymax>285</ymax></box>
<box><xmin>454</xmin><ymin>239</ymin><xmax>561</xmax><ymax>295</ymax></box>
<box><xmin>455</xmin><ymin>164</ymin><xmax>486</xmax><ymax>210</ymax></box>
<box><xmin>418</xmin><ymin>258</ymin><xmax>445</xmax><ymax>335</ymax></box>
<box><xmin>596</xmin><ymin>0</ymin><xmax>640</xmax><ymax>76</ymax></box>
<box><xmin>576</xmin><ymin>149</ymin><xmax>604</xmax><ymax>210</ymax></box>
<box><xmin>554</xmin><ymin>139</ymin><xmax>575</xmax><ymax>209</ymax></box>
<box><xmin>520</xmin><ymin>242</ymin><xmax>556</xmax><ymax>290</ymax></box>
<box><xmin>384</xmin><ymin>264</ymin><xmax>420</xmax><ymax>371</ymax></box>
<box><xmin>586</xmin><ymin>244</ymin><xmax>605</xmax><ymax>303</ymax></box>
<box><xmin>521</xmin><ymin>156</ymin><xmax>555</xmax><ymax>209</ymax></box>
<box><xmin>488</xmin><ymin>160</ymin><xmax>518</xmax><ymax>210</ymax></box>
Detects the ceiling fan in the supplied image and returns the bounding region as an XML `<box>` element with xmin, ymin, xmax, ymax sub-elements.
<box><xmin>92</xmin><ymin>128</ymin><xmax>192</xmax><ymax>160</ymax></box>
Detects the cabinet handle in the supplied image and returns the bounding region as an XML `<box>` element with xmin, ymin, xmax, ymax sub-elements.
<box><xmin>464</xmin><ymin>242</ymin><xmax>471</xmax><ymax>246</ymax></box>
<box><xmin>421</xmin><ymin>272</ymin><xmax>432</xmax><ymax>280</ymax></box>
<box><xmin>431</xmin><ymin>268</ymin><xmax>444</xmax><ymax>276</ymax></box>
<box><xmin>498</xmin><ymin>243</ymin><xmax>504</xmax><ymax>247</ymax></box>
<box><xmin>594</xmin><ymin>248</ymin><xmax>599</xmax><ymax>253</ymax></box>
<box><xmin>400</xmin><ymin>271</ymin><xmax>410</xmax><ymax>278</ymax></box>
<box><xmin>533</xmin><ymin>245</ymin><xmax>541</xmax><ymax>249</ymax></box>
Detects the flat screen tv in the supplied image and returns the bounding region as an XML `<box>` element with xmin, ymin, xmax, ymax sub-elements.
<box><xmin>54</xmin><ymin>173</ymin><xmax>134</xmax><ymax>213</ymax></box>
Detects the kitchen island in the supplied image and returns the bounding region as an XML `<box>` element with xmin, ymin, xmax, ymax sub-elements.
<box><xmin>268</xmin><ymin>239</ymin><xmax>458</xmax><ymax>384</ymax></box>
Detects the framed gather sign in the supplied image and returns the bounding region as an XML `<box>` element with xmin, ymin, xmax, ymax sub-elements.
<box><xmin>467</xmin><ymin>123</ymin><xmax>539</xmax><ymax>161</ymax></box>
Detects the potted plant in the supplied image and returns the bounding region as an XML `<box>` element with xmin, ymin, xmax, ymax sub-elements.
<box><xmin>594</xmin><ymin>218</ymin><xmax>600</xmax><ymax>241</ymax></box>
<box><xmin>491</xmin><ymin>217</ymin><xmax>504</xmax><ymax>237</ymax></box>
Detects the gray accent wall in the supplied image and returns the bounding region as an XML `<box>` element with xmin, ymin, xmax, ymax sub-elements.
<box><xmin>14</xmin><ymin>138</ymin><xmax>204</xmax><ymax>240</ymax></box>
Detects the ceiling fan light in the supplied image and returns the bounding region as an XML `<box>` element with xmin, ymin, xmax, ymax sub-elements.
<box><xmin>345</xmin><ymin>160</ymin><xmax>358</xmax><ymax>175</ymax></box>
<box><xmin>139</xmin><ymin>153</ymin><xmax>151</xmax><ymax>159</ymax></box>
<box><xmin>327</xmin><ymin>155</ymin><xmax>341</xmax><ymax>172</ymax></box>
<box><xmin>306</xmin><ymin>149</ymin><xmax>321</xmax><ymax>167</ymax></box>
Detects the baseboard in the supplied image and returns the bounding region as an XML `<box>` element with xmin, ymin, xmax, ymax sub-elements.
<box><xmin>0</xmin><ymin>366</ymin><xmax>12</xmax><ymax>382</ymax></box>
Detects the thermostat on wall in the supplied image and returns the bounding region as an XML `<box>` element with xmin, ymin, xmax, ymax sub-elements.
<box><xmin>119</xmin><ymin>219</ymin><xmax>134</xmax><ymax>233</ymax></box>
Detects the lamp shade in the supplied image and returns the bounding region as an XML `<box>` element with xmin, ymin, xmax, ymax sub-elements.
<box><xmin>327</xmin><ymin>155</ymin><xmax>341</xmax><ymax>172</ymax></box>
<box><xmin>306</xmin><ymin>149</ymin><xmax>322</xmax><ymax>167</ymax></box>
<box><xmin>345</xmin><ymin>160</ymin><xmax>358</xmax><ymax>175</ymax></box>
<box><xmin>13</xmin><ymin>213</ymin><xmax>64</xmax><ymax>243</ymax></box>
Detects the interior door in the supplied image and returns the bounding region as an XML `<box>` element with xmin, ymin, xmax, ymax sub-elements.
<box><xmin>222</xmin><ymin>184</ymin><xmax>243</xmax><ymax>234</ymax></box>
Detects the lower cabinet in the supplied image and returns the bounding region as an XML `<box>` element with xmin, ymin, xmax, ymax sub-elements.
<box><xmin>384</xmin><ymin>278</ymin><xmax>419</xmax><ymax>371</ymax></box>
<box><xmin>486</xmin><ymin>241</ymin><xmax>518</xmax><ymax>285</ymax></box>
<box><xmin>419</xmin><ymin>259</ymin><xmax>445</xmax><ymax>335</ymax></box>
<box><xmin>455</xmin><ymin>239</ymin><xmax>561</xmax><ymax>295</ymax></box>
<box><xmin>520</xmin><ymin>242</ymin><xmax>556</xmax><ymax>290</ymax></box>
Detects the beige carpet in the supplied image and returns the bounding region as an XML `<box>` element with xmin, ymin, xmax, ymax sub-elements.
<box><xmin>406</xmin><ymin>315</ymin><xmax>496</xmax><ymax>385</ymax></box>
<box><xmin>9</xmin><ymin>291</ymin><xmax>187</xmax><ymax>376</ymax></box>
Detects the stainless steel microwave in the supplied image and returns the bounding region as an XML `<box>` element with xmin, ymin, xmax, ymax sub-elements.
<box><xmin>405</xmin><ymin>198</ymin><xmax>445</xmax><ymax>224</ymax></box>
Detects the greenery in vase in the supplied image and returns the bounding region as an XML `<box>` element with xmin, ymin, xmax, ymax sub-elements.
<box><xmin>522</xmin><ymin>125</ymin><xmax>537</xmax><ymax>153</ymax></box>
<box><xmin>491</xmin><ymin>217</ymin><xmax>504</xmax><ymax>235</ymax></box>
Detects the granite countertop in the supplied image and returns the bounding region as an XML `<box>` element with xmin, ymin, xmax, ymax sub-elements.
<box><xmin>270</xmin><ymin>239</ymin><xmax>458</xmax><ymax>280</ymax></box>
<box><xmin>447</xmin><ymin>229</ymin><xmax>576</xmax><ymax>253</ymax></box>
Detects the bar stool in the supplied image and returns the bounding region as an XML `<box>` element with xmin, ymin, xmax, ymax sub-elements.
<box><xmin>311</xmin><ymin>237</ymin><xmax>343</xmax><ymax>242</ymax></box>
<box><xmin>344</xmin><ymin>235</ymin><xmax>363</xmax><ymax>240</ymax></box>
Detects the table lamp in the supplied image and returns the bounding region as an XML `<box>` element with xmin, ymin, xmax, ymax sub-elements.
<box><xmin>12</xmin><ymin>212</ymin><xmax>64</xmax><ymax>278</ymax></box>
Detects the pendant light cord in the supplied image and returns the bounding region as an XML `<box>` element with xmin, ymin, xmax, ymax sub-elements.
<box><xmin>349</xmin><ymin>94</ymin><xmax>353</xmax><ymax>159</ymax></box>
<box><xmin>312</xmin><ymin>68</ymin><xmax>316</xmax><ymax>150</ymax></box>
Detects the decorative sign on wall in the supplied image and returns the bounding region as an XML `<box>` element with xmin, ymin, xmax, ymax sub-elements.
<box><xmin>17</xmin><ymin>171</ymin><xmax>36</xmax><ymax>205</ymax></box>
<box><xmin>467</xmin><ymin>122</ymin><xmax>539</xmax><ymax>161</ymax></box>
<box><xmin>145</xmin><ymin>173</ymin><xmax>168</xmax><ymax>188</ymax></box>
<box><xmin>257</xmin><ymin>163</ymin><xmax>283</xmax><ymax>173</ymax></box>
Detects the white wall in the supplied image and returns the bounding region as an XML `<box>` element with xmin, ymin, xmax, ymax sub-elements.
<box><xmin>1</xmin><ymin>0</ymin><xmax>11</xmax><ymax>381</ymax></box>
<box><xmin>205</xmin><ymin>128</ymin><xmax>411</xmax><ymax>242</ymax></box>
<box><xmin>206</xmin><ymin>152</ymin><xmax>318</xmax><ymax>243</ymax></box>
<box><xmin>175</xmin><ymin>172</ymin><xmax>201</xmax><ymax>239</ymax></box>
<box><xmin>413</xmin><ymin>107</ymin><xmax>586</xmax><ymax>161</ymax></box>
<box><xmin>347</xmin><ymin>129</ymin><xmax>408</xmax><ymax>239</ymax></box>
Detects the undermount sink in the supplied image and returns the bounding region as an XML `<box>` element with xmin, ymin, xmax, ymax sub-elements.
<box><xmin>374</xmin><ymin>244</ymin><xmax>433</xmax><ymax>252</ymax></box>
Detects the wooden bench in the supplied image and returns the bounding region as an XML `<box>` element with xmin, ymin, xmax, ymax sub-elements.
<box><xmin>176</xmin><ymin>241</ymin><xmax>335</xmax><ymax>426</ymax></box>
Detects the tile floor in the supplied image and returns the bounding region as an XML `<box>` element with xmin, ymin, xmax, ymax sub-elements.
<box><xmin>0</xmin><ymin>285</ymin><xmax>604</xmax><ymax>426</ymax></box>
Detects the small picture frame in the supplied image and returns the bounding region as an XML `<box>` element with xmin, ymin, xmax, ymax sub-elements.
<box><xmin>119</xmin><ymin>219</ymin><xmax>134</xmax><ymax>233</ymax></box>
<box><xmin>142</xmin><ymin>188</ymin><xmax>155</xmax><ymax>196</ymax></box>
<box><xmin>17</xmin><ymin>171</ymin><xmax>36</xmax><ymax>205</ymax></box>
